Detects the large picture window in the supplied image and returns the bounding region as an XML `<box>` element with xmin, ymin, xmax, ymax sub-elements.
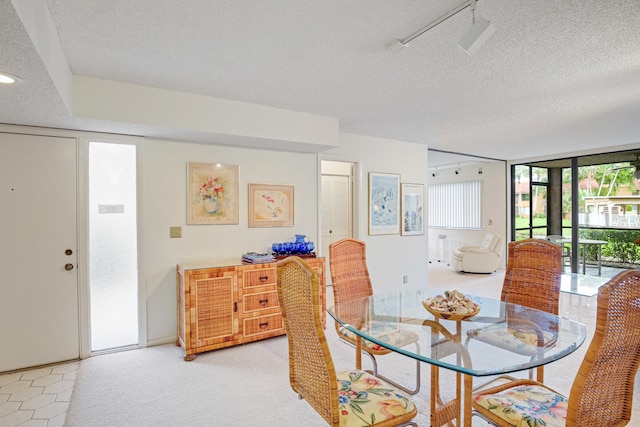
<box><xmin>429</xmin><ymin>181</ymin><xmax>482</xmax><ymax>229</ymax></box>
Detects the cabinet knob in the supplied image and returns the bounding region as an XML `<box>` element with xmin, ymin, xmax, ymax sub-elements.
<box><xmin>259</xmin><ymin>275</ymin><xmax>269</xmax><ymax>282</ymax></box>
<box><xmin>259</xmin><ymin>322</ymin><xmax>269</xmax><ymax>329</ymax></box>
<box><xmin>259</xmin><ymin>299</ymin><xmax>268</xmax><ymax>306</ymax></box>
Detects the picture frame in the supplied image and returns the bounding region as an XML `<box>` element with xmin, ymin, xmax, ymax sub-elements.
<box><xmin>248</xmin><ymin>183</ymin><xmax>294</xmax><ymax>227</ymax></box>
<box><xmin>368</xmin><ymin>172</ymin><xmax>401</xmax><ymax>235</ymax></box>
<box><xmin>401</xmin><ymin>182</ymin><xmax>424</xmax><ymax>236</ymax></box>
<box><xmin>187</xmin><ymin>162</ymin><xmax>239</xmax><ymax>225</ymax></box>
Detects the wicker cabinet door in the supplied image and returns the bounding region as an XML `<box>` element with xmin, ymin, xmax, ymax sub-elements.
<box><xmin>191</xmin><ymin>272</ymin><xmax>237</xmax><ymax>347</ymax></box>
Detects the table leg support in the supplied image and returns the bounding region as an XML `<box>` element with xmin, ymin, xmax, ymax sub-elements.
<box><xmin>463</xmin><ymin>374</ymin><xmax>473</xmax><ymax>427</ymax></box>
<box><xmin>355</xmin><ymin>336</ymin><xmax>362</xmax><ymax>370</ymax></box>
<box><xmin>430</xmin><ymin>364</ymin><xmax>460</xmax><ymax>427</ymax></box>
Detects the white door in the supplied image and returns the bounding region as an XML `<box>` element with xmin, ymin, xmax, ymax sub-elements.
<box><xmin>0</xmin><ymin>132</ymin><xmax>79</xmax><ymax>372</ymax></box>
<box><xmin>321</xmin><ymin>174</ymin><xmax>352</xmax><ymax>282</ymax></box>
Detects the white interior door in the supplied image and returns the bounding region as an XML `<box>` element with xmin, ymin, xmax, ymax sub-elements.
<box><xmin>0</xmin><ymin>132</ymin><xmax>79</xmax><ymax>372</ymax></box>
<box><xmin>321</xmin><ymin>173</ymin><xmax>352</xmax><ymax>285</ymax></box>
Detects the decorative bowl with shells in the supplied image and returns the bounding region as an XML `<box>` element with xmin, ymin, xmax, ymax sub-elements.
<box><xmin>422</xmin><ymin>290</ymin><xmax>480</xmax><ymax>321</ymax></box>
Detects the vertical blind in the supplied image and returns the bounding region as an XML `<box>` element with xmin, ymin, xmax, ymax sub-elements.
<box><xmin>429</xmin><ymin>181</ymin><xmax>482</xmax><ymax>229</ymax></box>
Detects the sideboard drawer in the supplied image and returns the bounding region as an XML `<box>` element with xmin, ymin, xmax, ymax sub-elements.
<box><xmin>242</xmin><ymin>267</ymin><xmax>277</xmax><ymax>289</ymax></box>
<box><xmin>243</xmin><ymin>290</ymin><xmax>279</xmax><ymax>312</ymax></box>
<box><xmin>243</xmin><ymin>313</ymin><xmax>283</xmax><ymax>337</ymax></box>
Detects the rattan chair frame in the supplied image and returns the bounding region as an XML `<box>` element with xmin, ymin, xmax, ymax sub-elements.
<box><xmin>329</xmin><ymin>238</ymin><xmax>421</xmax><ymax>394</ymax></box>
<box><xmin>501</xmin><ymin>238</ymin><xmax>563</xmax><ymax>316</ymax></box>
<box><xmin>545</xmin><ymin>234</ymin><xmax>571</xmax><ymax>267</ymax></box>
<box><xmin>473</xmin><ymin>269</ymin><xmax>640</xmax><ymax>427</ymax></box>
<box><xmin>468</xmin><ymin>238</ymin><xmax>563</xmax><ymax>385</ymax></box>
<box><xmin>276</xmin><ymin>256</ymin><xmax>417</xmax><ymax>427</ymax></box>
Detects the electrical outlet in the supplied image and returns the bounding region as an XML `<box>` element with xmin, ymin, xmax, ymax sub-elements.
<box><xmin>488</xmin><ymin>219</ymin><xmax>493</xmax><ymax>225</ymax></box>
<box><xmin>403</xmin><ymin>275</ymin><xmax>408</xmax><ymax>284</ymax></box>
<box><xmin>170</xmin><ymin>226</ymin><xmax>182</xmax><ymax>238</ymax></box>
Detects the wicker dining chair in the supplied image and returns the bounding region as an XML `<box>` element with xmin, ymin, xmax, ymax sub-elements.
<box><xmin>467</xmin><ymin>238</ymin><xmax>563</xmax><ymax>382</ymax></box>
<box><xmin>472</xmin><ymin>269</ymin><xmax>640</xmax><ymax>427</ymax></box>
<box><xmin>545</xmin><ymin>235</ymin><xmax>571</xmax><ymax>268</ymax></box>
<box><xmin>276</xmin><ymin>257</ymin><xmax>418</xmax><ymax>427</ymax></box>
<box><xmin>329</xmin><ymin>238</ymin><xmax>421</xmax><ymax>395</ymax></box>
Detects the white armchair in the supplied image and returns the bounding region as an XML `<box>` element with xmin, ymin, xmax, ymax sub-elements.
<box><xmin>451</xmin><ymin>233</ymin><xmax>504</xmax><ymax>273</ymax></box>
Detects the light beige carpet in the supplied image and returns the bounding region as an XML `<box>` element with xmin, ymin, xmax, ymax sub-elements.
<box><xmin>65</xmin><ymin>265</ymin><xmax>639</xmax><ymax>426</ymax></box>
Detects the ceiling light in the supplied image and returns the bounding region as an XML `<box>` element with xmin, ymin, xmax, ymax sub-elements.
<box><xmin>458</xmin><ymin>3</ymin><xmax>495</xmax><ymax>55</ymax></box>
<box><xmin>0</xmin><ymin>72</ymin><xmax>20</xmax><ymax>84</ymax></box>
<box><xmin>386</xmin><ymin>0</ymin><xmax>494</xmax><ymax>55</ymax></box>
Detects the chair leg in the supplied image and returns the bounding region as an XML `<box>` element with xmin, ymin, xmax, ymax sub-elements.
<box><xmin>339</xmin><ymin>338</ymin><xmax>421</xmax><ymax>395</ymax></box>
<box><xmin>376</xmin><ymin>357</ymin><xmax>421</xmax><ymax>395</ymax></box>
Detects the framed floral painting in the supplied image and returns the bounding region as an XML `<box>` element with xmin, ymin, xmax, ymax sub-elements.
<box><xmin>248</xmin><ymin>183</ymin><xmax>294</xmax><ymax>227</ymax></box>
<box><xmin>187</xmin><ymin>162</ymin><xmax>239</xmax><ymax>224</ymax></box>
<box><xmin>368</xmin><ymin>172</ymin><xmax>400</xmax><ymax>235</ymax></box>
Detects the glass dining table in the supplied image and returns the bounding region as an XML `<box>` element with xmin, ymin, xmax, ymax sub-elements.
<box><xmin>327</xmin><ymin>289</ymin><xmax>587</xmax><ymax>427</ymax></box>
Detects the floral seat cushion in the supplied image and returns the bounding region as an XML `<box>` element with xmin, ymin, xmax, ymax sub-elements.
<box><xmin>336</xmin><ymin>370</ymin><xmax>416</xmax><ymax>427</ymax></box>
<box><xmin>473</xmin><ymin>384</ymin><xmax>567</xmax><ymax>427</ymax></box>
<box><xmin>467</xmin><ymin>323</ymin><xmax>557</xmax><ymax>355</ymax></box>
<box><xmin>338</xmin><ymin>321</ymin><xmax>419</xmax><ymax>352</ymax></box>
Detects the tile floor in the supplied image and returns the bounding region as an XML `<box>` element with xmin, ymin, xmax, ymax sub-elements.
<box><xmin>0</xmin><ymin>362</ymin><xmax>78</xmax><ymax>427</ymax></box>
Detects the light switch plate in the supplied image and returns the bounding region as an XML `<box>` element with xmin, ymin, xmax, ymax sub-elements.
<box><xmin>170</xmin><ymin>226</ymin><xmax>182</xmax><ymax>238</ymax></box>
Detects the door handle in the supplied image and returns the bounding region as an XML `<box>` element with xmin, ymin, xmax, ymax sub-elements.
<box><xmin>64</xmin><ymin>263</ymin><xmax>74</xmax><ymax>271</ymax></box>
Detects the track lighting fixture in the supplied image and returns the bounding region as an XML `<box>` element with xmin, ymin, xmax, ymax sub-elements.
<box><xmin>458</xmin><ymin>1</ymin><xmax>495</xmax><ymax>55</ymax></box>
<box><xmin>455</xmin><ymin>168</ymin><xmax>461</xmax><ymax>175</ymax></box>
<box><xmin>478</xmin><ymin>167</ymin><xmax>483</xmax><ymax>175</ymax></box>
<box><xmin>385</xmin><ymin>0</ymin><xmax>494</xmax><ymax>55</ymax></box>
<box><xmin>431</xmin><ymin>167</ymin><xmax>439</xmax><ymax>178</ymax></box>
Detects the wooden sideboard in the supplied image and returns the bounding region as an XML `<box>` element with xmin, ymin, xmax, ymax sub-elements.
<box><xmin>176</xmin><ymin>257</ymin><xmax>326</xmax><ymax>361</ymax></box>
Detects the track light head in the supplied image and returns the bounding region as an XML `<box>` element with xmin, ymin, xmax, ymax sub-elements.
<box><xmin>478</xmin><ymin>167</ymin><xmax>483</xmax><ymax>175</ymax></box>
<box><xmin>458</xmin><ymin>2</ymin><xmax>495</xmax><ymax>55</ymax></box>
<box><xmin>455</xmin><ymin>169</ymin><xmax>461</xmax><ymax>175</ymax></box>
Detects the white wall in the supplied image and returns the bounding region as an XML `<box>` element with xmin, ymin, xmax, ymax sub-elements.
<box><xmin>143</xmin><ymin>133</ymin><xmax>429</xmax><ymax>345</ymax></box>
<box><xmin>427</xmin><ymin>160</ymin><xmax>508</xmax><ymax>270</ymax></box>
<box><xmin>143</xmin><ymin>139</ymin><xmax>322</xmax><ymax>344</ymax></box>
<box><xmin>322</xmin><ymin>133</ymin><xmax>430</xmax><ymax>296</ymax></box>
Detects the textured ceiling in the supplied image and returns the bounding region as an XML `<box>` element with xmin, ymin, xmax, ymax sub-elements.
<box><xmin>1</xmin><ymin>0</ymin><xmax>640</xmax><ymax>165</ymax></box>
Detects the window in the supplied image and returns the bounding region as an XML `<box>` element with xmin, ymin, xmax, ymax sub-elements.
<box><xmin>429</xmin><ymin>181</ymin><xmax>482</xmax><ymax>229</ymax></box>
<box><xmin>89</xmin><ymin>141</ymin><xmax>139</xmax><ymax>351</ymax></box>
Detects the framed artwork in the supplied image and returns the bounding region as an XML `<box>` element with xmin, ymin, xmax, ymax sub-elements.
<box><xmin>368</xmin><ymin>172</ymin><xmax>400</xmax><ymax>235</ymax></box>
<box><xmin>187</xmin><ymin>162</ymin><xmax>239</xmax><ymax>225</ymax></box>
<box><xmin>401</xmin><ymin>183</ymin><xmax>424</xmax><ymax>236</ymax></box>
<box><xmin>248</xmin><ymin>183</ymin><xmax>294</xmax><ymax>227</ymax></box>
